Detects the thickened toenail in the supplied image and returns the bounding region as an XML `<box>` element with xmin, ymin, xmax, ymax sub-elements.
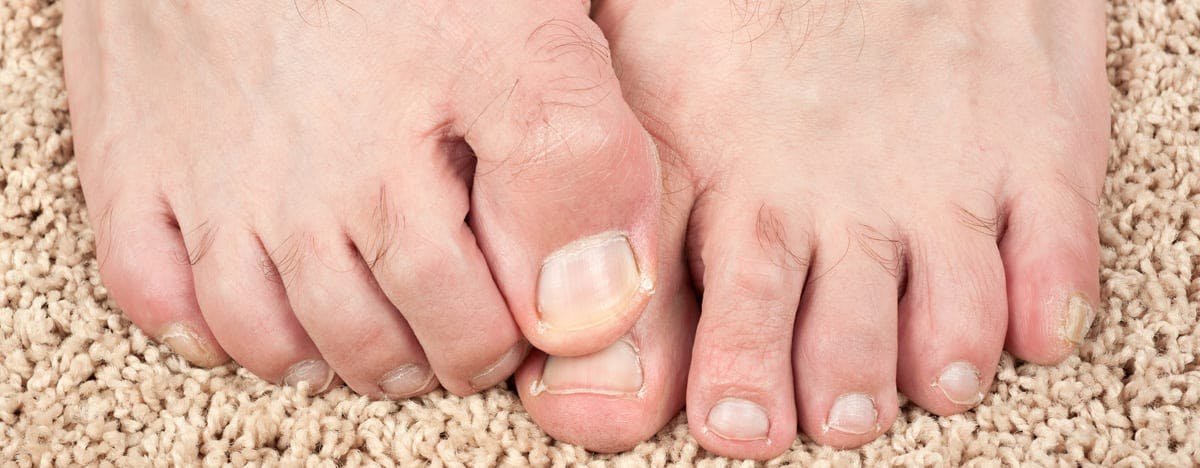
<box><xmin>933</xmin><ymin>361</ymin><xmax>984</xmax><ymax>406</ymax></box>
<box><xmin>533</xmin><ymin>338</ymin><xmax>643</xmax><ymax>397</ymax></box>
<box><xmin>380</xmin><ymin>364</ymin><xmax>435</xmax><ymax>399</ymax></box>
<box><xmin>537</xmin><ymin>232</ymin><xmax>647</xmax><ymax>331</ymax></box>
<box><xmin>469</xmin><ymin>340</ymin><xmax>530</xmax><ymax>391</ymax></box>
<box><xmin>159</xmin><ymin>323</ymin><xmax>224</xmax><ymax>367</ymax></box>
<box><xmin>824</xmin><ymin>393</ymin><xmax>878</xmax><ymax>435</ymax></box>
<box><xmin>1061</xmin><ymin>293</ymin><xmax>1096</xmax><ymax>347</ymax></box>
<box><xmin>706</xmin><ymin>398</ymin><xmax>770</xmax><ymax>441</ymax></box>
<box><xmin>283</xmin><ymin>359</ymin><xmax>335</xmax><ymax>394</ymax></box>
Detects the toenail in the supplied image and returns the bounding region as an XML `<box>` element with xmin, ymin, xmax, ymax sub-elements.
<box><xmin>933</xmin><ymin>361</ymin><xmax>984</xmax><ymax>406</ymax></box>
<box><xmin>537</xmin><ymin>232</ymin><xmax>647</xmax><ymax>332</ymax></box>
<box><xmin>705</xmin><ymin>398</ymin><xmax>770</xmax><ymax>441</ymax></box>
<box><xmin>379</xmin><ymin>364</ymin><xmax>435</xmax><ymax>399</ymax></box>
<box><xmin>282</xmin><ymin>359</ymin><xmax>335</xmax><ymax>394</ymax></box>
<box><xmin>532</xmin><ymin>338</ymin><xmax>643</xmax><ymax>397</ymax></box>
<box><xmin>469</xmin><ymin>340</ymin><xmax>530</xmax><ymax>391</ymax></box>
<box><xmin>823</xmin><ymin>393</ymin><xmax>878</xmax><ymax>435</ymax></box>
<box><xmin>159</xmin><ymin>323</ymin><xmax>224</xmax><ymax>367</ymax></box>
<box><xmin>1061</xmin><ymin>293</ymin><xmax>1096</xmax><ymax>347</ymax></box>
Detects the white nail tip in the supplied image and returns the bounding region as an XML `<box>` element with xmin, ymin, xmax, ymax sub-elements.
<box><xmin>823</xmin><ymin>393</ymin><xmax>878</xmax><ymax>435</ymax></box>
<box><xmin>933</xmin><ymin>361</ymin><xmax>985</xmax><ymax>406</ymax></box>
<box><xmin>706</xmin><ymin>398</ymin><xmax>770</xmax><ymax>441</ymax></box>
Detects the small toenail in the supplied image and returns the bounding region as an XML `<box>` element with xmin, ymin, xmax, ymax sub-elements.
<box><xmin>537</xmin><ymin>232</ymin><xmax>648</xmax><ymax>332</ymax></box>
<box><xmin>469</xmin><ymin>340</ymin><xmax>530</xmax><ymax>391</ymax></box>
<box><xmin>159</xmin><ymin>323</ymin><xmax>223</xmax><ymax>367</ymax></box>
<box><xmin>705</xmin><ymin>398</ymin><xmax>770</xmax><ymax>441</ymax></box>
<box><xmin>379</xmin><ymin>364</ymin><xmax>435</xmax><ymax>399</ymax></box>
<box><xmin>933</xmin><ymin>361</ymin><xmax>984</xmax><ymax>406</ymax></box>
<box><xmin>823</xmin><ymin>393</ymin><xmax>878</xmax><ymax>435</ymax></box>
<box><xmin>282</xmin><ymin>359</ymin><xmax>335</xmax><ymax>394</ymax></box>
<box><xmin>532</xmin><ymin>338</ymin><xmax>643</xmax><ymax>397</ymax></box>
<box><xmin>1061</xmin><ymin>293</ymin><xmax>1096</xmax><ymax>347</ymax></box>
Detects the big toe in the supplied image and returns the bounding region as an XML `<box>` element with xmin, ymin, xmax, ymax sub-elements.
<box><xmin>452</xmin><ymin>3</ymin><xmax>661</xmax><ymax>356</ymax></box>
<box><xmin>512</xmin><ymin>148</ymin><xmax>697</xmax><ymax>452</ymax></box>
<box><xmin>513</xmin><ymin>253</ymin><xmax>696</xmax><ymax>453</ymax></box>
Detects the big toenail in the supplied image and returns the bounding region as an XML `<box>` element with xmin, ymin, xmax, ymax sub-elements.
<box><xmin>933</xmin><ymin>361</ymin><xmax>984</xmax><ymax>406</ymax></box>
<box><xmin>824</xmin><ymin>393</ymin><xmax>878</xmax><ymax>435</ymax></box>
<box><xmin>1061</xmin><ymin>293</ymin><xmax>1096</xmax><ymax>346</ymax></box>
<box><xmin>379</xmin><ymin>364</ymin><xmax>435</xmax><ymax>399</ymax></box>
<box><xmin>469</xmin><ymin>340</ymin><xmax>530</xmax><ymax>391</ymax></box>
<box><xmin>706</xmin><ymin>398</ymin><xmax>770</xmax><ymax>441</ymax></box>
<box><xmin>282</xmin><ymin>359</ymin><xmax>334</xmax><ymax>394</ymax></box>
<box><xmin>532</xmin><ymin>338</ymin><xmax>643</xmax><ymax>397</ymax></box>
<box><xmin>159</xmin><ymin>323</ymin><xmax>224</xmax><ymax>367</ymax></box>
<box><xmin>537</xmin><ymin>232</ymin><xmax>647</xmax><ymax>331</ymax></box>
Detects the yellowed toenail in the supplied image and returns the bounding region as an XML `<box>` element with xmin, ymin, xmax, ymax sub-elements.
<box><xmin>932</xmin><ymin>361</ymin><xmax>984</xmax><ymax>406</ymax></box>
<box><xmin>1061</xmin><ymin>293</ymin><xmax>1095</xmax><ymax>347</ymax></box>
<box><xmin>531</xmin><ymin>338</ymin><xmax>644</xmax><ymax>397</ymax></box>
<box><xmin>159</xmin><ymin>323</ymin><xmax>224</xmax><ymax>367</ymax></box>
<box><xmin>379</xmin><ymin>364</ymin><xmax>436</xmax><ymax>399</ymax></box>
<box><xmin>824</xmin><ymin>393</ymin><xmax>878</xmax><ymax>435</ymax></box>
<box><xmin>536</xmin><ymin>232</ymin><xmax>651</xmax><ymax>333</ymax></box>
<box><xmin>283</xmin><ymin>359</ymin><xmax>335</xmax><ymax>394</ymax></box>
<box><xmin>469</xmin><ymin>340</ymin><xmax>530</xmax><ymax>391</ymax></box>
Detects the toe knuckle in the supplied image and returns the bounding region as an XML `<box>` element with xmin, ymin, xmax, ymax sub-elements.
<box><xmin>511</xmin><ymin>109</ymin><xmax>622</xmax><ymax>173</ymax></box>
<box><xmin>723</xmin><ymin>257</ymin><xmax>793</xmax><ymax>302</ymax></box>
<box><xmin>378</xmin><ymin>237</ymin><xmax>455</xmax><ymax>290</ymax></box>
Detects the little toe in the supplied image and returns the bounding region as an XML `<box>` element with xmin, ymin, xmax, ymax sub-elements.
<box><xmin>684</xmin><ymin>200</ymin><xmax>808</xmax><ymax>459</ymax></box>
<box><xmin>91</xmin><ymin>195</ymin><xmax>228</xmax><ymax>367</ymax></box>
<box><xmin>792</xmin><ymin>222</ymin><xmax>902</xmax><ymax>448</ymax></box>
<box><xmin>1000</xmin><ymin>181</ymin><xmax>1101</xmax><ymax>365</ymax></box>
<box><xmin>455</xmin><ymin>1</ymin><xmax>661</xmax><ymax>356</ymax></box>
<box><xmin>895</xmin><ymin>223</ymin><xmax>1007</xmax><ymax>416</ymax></box>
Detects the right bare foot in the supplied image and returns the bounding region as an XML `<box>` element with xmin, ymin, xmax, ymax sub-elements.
<box><xmin>62</xmin><ymin>1</ymin><xmax>694</xmax><ymax>409</ymax></box>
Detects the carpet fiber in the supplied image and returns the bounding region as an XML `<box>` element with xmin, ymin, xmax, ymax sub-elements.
<box><xmin>2</xmin><ymin>0</ymin><xmax>1198</xmax><ymax>465</ymax></box>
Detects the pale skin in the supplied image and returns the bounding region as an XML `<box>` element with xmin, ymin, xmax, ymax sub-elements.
<box><xmin>62</xmin><ymin>0</ymin><xmax>1108</xmax><ymax>459</ymax></box>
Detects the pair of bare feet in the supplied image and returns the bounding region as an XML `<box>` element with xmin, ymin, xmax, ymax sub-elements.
<box><xmin>61</xmin><ymin>0</ymin><xmax>1108</xmax><ymax>459</ymax></box>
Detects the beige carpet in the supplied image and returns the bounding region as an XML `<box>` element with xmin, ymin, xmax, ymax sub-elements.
<box><xmin>2</xmin><ymin>0</ymin><xmax>1198</xmax><ymax>465</ymax></box>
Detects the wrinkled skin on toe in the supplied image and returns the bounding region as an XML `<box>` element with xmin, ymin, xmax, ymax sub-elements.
<box><xmin>63</xmin><ymin>1</ymin><xmax>668</xmax><ymax>400</ymax></box>
<box><xmin>589</xmin><ymin>0</ymin><xmax>1108</xmax><ymax>458</ymax></box>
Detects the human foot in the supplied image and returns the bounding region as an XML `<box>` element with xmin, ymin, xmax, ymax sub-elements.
<box><xmin>591</xmin><ymin>0</ymin><xmax>1108</xmax><ymax>457</ymax></box>
<box><xmin>62</xmin><ymin>1</ymin><xmax>665</xmax><ymax>398</ymax></box>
